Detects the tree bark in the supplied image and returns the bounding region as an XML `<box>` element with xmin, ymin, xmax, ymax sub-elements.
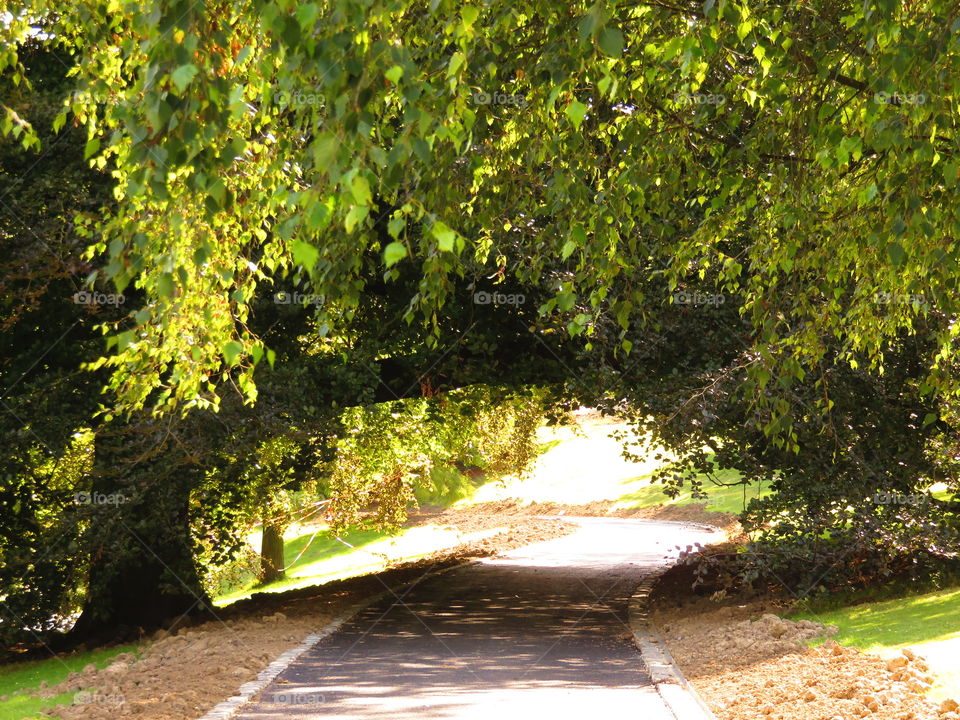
<box><xmin>70</xmin><ymin>417</ymin><xmax>213</xmax><ymax>641</ymax></box>
<box><xmin>259</xmin><ymin>522</ymin><xmax>286</xmax><ymax>584</ymax></box>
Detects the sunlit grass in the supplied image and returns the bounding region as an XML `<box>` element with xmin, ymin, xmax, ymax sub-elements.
<box><xmin>215</xmin><ymin>523</ymin><xmax>506</xmax><ymax>605</ymax></box>
<box><xmin>792</xmin><ymin>586</ymin><xmax>960</xmax><ymax>701</ymax></box>
<box><xmin>0</xmin><ymin>643</ymin><xmax>139</xmax><ymax>720</ymax></box>
<box><xmin>459</xmin><ymin>421</ymin><xmax>668</xmax><ymax>506</ymax></box>
<box><xmin>613</xmin><ymin>469</ymin><xmax>771</xmax><ymax>515</ymax></box>
<box><xmin>458</xmin><ymin>419</ymin><xmax>769</xmax><ymax>515</ymax></box>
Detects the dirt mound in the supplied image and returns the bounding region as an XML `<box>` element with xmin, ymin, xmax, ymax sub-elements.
<box><xmin>407</xmin><ymin>504</ymin><xmax>578</xmax><ymax>536</ymax></box>
<box><xmin>654</xmin><ymin>600</ymin><xmax>958</xmax><ymax>720</ymax></box>
<box><xmin>40</xmin><ymin>614</ymin><xmax>331</xmax><ymax>720</ymax></box>
<box><xmin>449</xmin><ymin>498</ymin><xmax>741</xmax><ymax>539</ymax></box>
<box><xmin>657</xmin><ymin>604</ymin><xmax>837</xmax><ymax>675</ymax></box>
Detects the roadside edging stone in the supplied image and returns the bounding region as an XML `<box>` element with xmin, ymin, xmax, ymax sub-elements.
<box><xmin>628</xmin><ymin>521</ymin><xmax>722</xmax><ymax>720</ymax></box>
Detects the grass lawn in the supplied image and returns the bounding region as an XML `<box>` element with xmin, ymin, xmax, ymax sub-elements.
<box><xmin>613</xmin><ymin>467</ymin><xmax>770</xmax><ymax>515</ymax></box>
<box><xmin>791</xmin><ymin>586</ymin><xmax>960</xmax><ymax>701</ymax></box>
<box><xmin>0</xmin><ymin>643</ymin><xmax>139</xmax><ymax>720</ymax></box>
<box><xmin>216</xmin><ymin>463</ymin><xmax>497</xmax><ymax>604</ymax></box>
<box><xmin>215</xmin><ymin>522</ymin><xmax>506</xmax><ymax>605</ymax></box>
<box><xmin>459</xmin><ymin>418</ymin><xmax>770</xmax><ymax>516</ymax></box>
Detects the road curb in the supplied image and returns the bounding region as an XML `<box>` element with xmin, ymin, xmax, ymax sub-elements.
<box><xmin>195</xmin><ymin>561</ymin><xmax>471</xmax><ymax>720</ymax></box>
<box><xmin>628</xmin><ymin>533</ymin><xmax>721</xmax><ymax>720</ymax></box>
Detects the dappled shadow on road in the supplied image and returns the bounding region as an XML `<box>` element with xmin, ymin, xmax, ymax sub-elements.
<box><xmin>236</xmin><ymin>519</ymin><xmax>716</xmax><ymax>719</ymax></box>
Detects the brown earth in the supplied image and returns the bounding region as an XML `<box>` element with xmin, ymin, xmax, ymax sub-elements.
<box><xmin>447</xmin><ymin>497</ymin><xmax>742</xmax><ymax>536</ymax></box>
<box><xmin>653</xmin><ymin>596</ymin><xmax>960</xmax><ymax>720</ymax></box>
<box><xmin>28</xmin><ymin>514</ymin><xmax>574</xmax><ymax>720</ymax></box>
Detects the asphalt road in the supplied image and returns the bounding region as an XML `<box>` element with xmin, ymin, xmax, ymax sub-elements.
<box><xmin>232</xmin><ymin>517</ymin><xmax>717</xmax><ymax>720</ymax></box>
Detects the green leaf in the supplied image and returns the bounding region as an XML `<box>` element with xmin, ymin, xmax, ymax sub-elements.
<box><xmin>557</xmin><ymin>290</ymin><xmax>576</xmax><ymax>311</ymax></box>
<box><xmin>295</xmin><ymin>3</ymin><xmax>319</xmax><ymax>30</ymax></box>
<box><xmin>84</xmin><ymin>137</ymin><xmax>100</xmax><ymax>160</ymax></box>
<box><xmin>448</xmin><ymin>52</ymin><xmax>466</xmax><ymax>77</ymax></box>
<box><xmin>565</xmin><ymin>100</ymin><xmax>588</xmax><ymax>129</ymax></box>
<box><xmin>578</xmin><ymin>11</ymin><xmax>599</xmax><ymax>42</ymax></box>
<box><xmin>461</xmin><ymin>6</ymin><xmax>479</xmax><ymax>26</ymax></box>
<box><xmin>350</xmin><ymin>174</ymin><xmax>372</xmax><ymax>205</ymax></box>
<box><xmin>431</xmin><ymin>221</ymin><xmax>456</xmax><ymax>252</ymax></box>
<box><xmin>384</xmin><ymin>241</ymin><xmax>407</xmax><ymax>267</ymax></box>
<box><xmin>857</xmin><ymin>183</ymin><xmax>879</xmax><ymax>204</ymax></box>
<box><xmin>411</xmin><ymin>137</ymin><xmax>431</xmax><ymax>163</ymax></box>
<box><xmin>222</xmin><ymin>340</ymin><xmax>244</xmax><ymax>366</ymax></box>
<box><xmin>886</xmin><ymin>242</ymin><xmax>906</xmax><ymax>266</ymax></box>
<box><xmin>171</xmin><ymin>64</ymin><xmax>199</xmax><ymax>93</ymax></box>
<box><xmin>942</xmin><ymin>161</ymin><xmax>959</xmax><ymax>185</ymax></box>
<box><xmin>157</xmin><ymin>273</ymin><xmax>174</xmax><ymax>298</ymax></box>
<box><xmin>561</xmin><ymin>240</ymin><xmax>577</xmax><ymax>260</ymax></box>
<box><xmin>281</xmin><ymin>16</ymin><xmax>301</xmax><ymax>47</ymax></box>
<box><xmin>598</xmin><ymin>27</ymin><xmax>624</xmax><ymax>58</ymax></box>
<box><xmin>291</xmin><ymin>239</ymin><xmax>320</xmax><ymax>270</ymax></box>
<box><xmin>387</xmin><ymin>216</ymin><xmax>405</xmax><ymax>239</ymax></box>
<box><xmin>385</xmin><ymin>65</ymin><xmax>404</xmax><ymax>84</ymax></box>
<box><xmin>344</xmin><ymin>204</ymin><xmax>369</xmax><ymax>233</ymax></box>
<box><xmin>306</xmin><ymin>199</ymin><xmax>332</xmax><ymax>230</ymax></box>
<box><xmin>207</xmin><ymin>178</ymin><xmax>226</xmax><ymax>208</ymax></box>
<box><xmin>312</xmin><ymin>133</ymin><xmax>340</xmax><ymax>169</ymax></box>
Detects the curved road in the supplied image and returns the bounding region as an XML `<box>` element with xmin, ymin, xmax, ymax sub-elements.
<box><xmin>232</xmin><ymin>518</ymin><xmax>718</xmax><ymax>720</ymax></box>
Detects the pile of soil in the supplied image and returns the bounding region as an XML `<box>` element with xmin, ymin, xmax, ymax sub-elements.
<box><xmin>454</xmin><ymin>497</ymin><xmax>741</xmax><ymax>536</ymax></box>
<box><xmin>24</xmin><ymin>515</ymin><xmax>575</xmax><ymax>720</ymax></box>
<box><xmin>653</xmin><ymin>598</ymin><xmax>960</xmax><ymax>720</ymax></box>
<box><xmin>406</xmin><ymin>503</ymin><xmax>577</xmax><ymax>541</ymax></box>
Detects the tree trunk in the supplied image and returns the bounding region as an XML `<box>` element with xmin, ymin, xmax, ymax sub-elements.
<box><xmin>259</xmin><ymin>522</ymin><xmax>286</xmax><ymax>584</ymax></box>
<box><xmin>70</xmin><ymin>417</ymin><xmax>213</xmax><ymax>641</ymax></box>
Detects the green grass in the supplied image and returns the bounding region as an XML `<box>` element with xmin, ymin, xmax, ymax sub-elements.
<box><xmin>458</xmin><ymin>419</ymin><xmax>770</xmax><ymax>515</ymax></box>
<box><xmin>216</xmin><ymin>523</ymin><xmax>507</xmax><ymax>605</ymax></box>
<box><xmin>0</xmin><ymin>690</ymin><xmax>75</xmax><ymax>720</ymax></box>
<box><xmin>0</xmin><ymin>643</ymin><xmax>138</xmax><ymax>720</ymax></box>
<box><xmin>216</xmin><ymin>521</ymin><xmax>504</xmax><ymax>605</ymax></box>
<box><xmin>613</xmin><ymin>468</ymin><xmax>771</xmax><ymax>515</ymax></box>
<box><xmin>791</xmin><ymin>586</ymin><xmax>960</xmax><ymax>700</ymax></box>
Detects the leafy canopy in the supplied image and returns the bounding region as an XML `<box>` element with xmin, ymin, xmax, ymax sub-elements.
<box><xmin>2</xmin><ymin>1</ymin><xmax>959</xmax><ymax>436</ymax></box>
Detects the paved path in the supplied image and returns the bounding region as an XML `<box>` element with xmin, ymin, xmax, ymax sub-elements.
<box><xmin>233</xmin><ymin>518</ymin><xmax>717</xmax><ymax>720</ymax></box>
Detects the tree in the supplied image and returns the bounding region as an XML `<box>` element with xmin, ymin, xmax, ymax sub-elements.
<box><xmin>3</xmin><ymin>1</ymin><xmax>958</xmax><ymax>430</ymax></box>
<box><xmin>0</xmin><ymin>37</ymin><xmax>580</xmax><ymax>643</ymax></box>
<box><xmin>0</xmin><ymin>38</ymin><xmax>119</xmax><ymax>649</ymax></box>
<box><xmin>575</xmin><ymin>256</ymin><xmax>960</xmax><ymax>593</ymax></box>
<box><xmin>4</xmin><ymin>0</ymin><xmax>960</xmax><ymax>641</ymax></box>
